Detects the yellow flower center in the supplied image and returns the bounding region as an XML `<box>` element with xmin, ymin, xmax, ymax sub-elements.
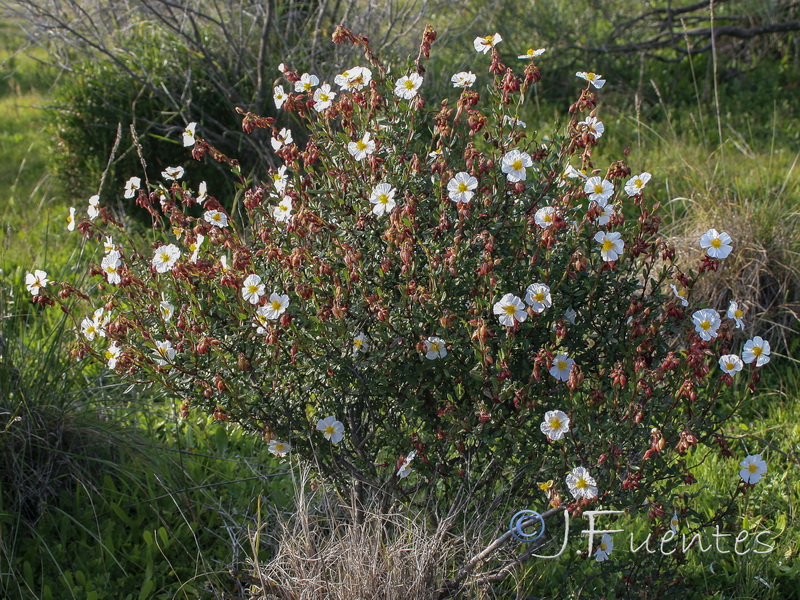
<box><xmin>602</xmin><ymin>239</ymin><xmax>614</xmax><ymax>252</ymax></box>
<box><xmin>213</xmin><ymin>214</ymin><xmax>221</xmax><ymax>222</ymax></box>
<box><xmin>512</xmin><ymin>160</ymin><xmax>523</xmax><ymax>171</ymax></box>
<box><xmin>576</xmin><ymin>478</ymin><xmax>587</xmax><ymax>489</ymax></box>
<box><xmin>105</xmin><ymin>266</ymin><xmax>116</xmax><ymax>274</ymax></box>
<box><xmin>303</xmin><ymin>82</ymin><xmax>311</xmax><ymax>90</ymax></box>
<box><xmin>526</xmin><ymin>49</ymin><xmax>534</xmax><ymax>56</ymax></box>
<box><xmin>275</xmin><ymin>443</ymin><xmax>286</xmax><ymax>452</ymax></box>
<box><xmin>700</xmin><ymin>320</ymin><xmax>710</xmax><ymax>331</ymax></box>
<box><xmin>319</xmin><ymin>93</ymin><xmax>329</xmax><ymax>102</ymax></box>
<box><xmin>594</xmin><ymin>184</ymin><xmax>604</xmax><ymax>194</ymax></box>
<box><xmin>248</xmin><ymin>285</ymin><xmax>259</xmax><ymax>294</ymax></box>
<box><xmin>711</xmin><ymin>238</ymin><xmax>722</xmax><ymax>249</ymax></box>
<box><xmin>67</xmin><ymin>215</ymin><xmax>73</xmax><ymax>223</ymax></box>
<box><xmin>534</xmin><ymin>292</ymin><xmax>545</xmax><ymax>302</ymax></box>
<box><xmin>725</xmin><ymin>362</ymin><xmax>735</xmax><ymax>371</ymax></box>
<box><xmin>557</xmin><ymin>360</ymin><xmax>567</xmax><ymax>371</ymax></box>
<box><xmin>325</xmin><ymin>426</ymin><xmax>335</xmax><ymax>435</ymax></box>
<box><xmin>160</xmin><ymin>252</ymin><xmax>170</xmax><ymax>262</ymax></box>
<box><xmin>677</xmin><ymin>290</ymin><xmax>686</xmax><ymax>297</ymax></box>
<box><xmin>430</xmin><ymin>343</ymin><xmax>440</xmax><ymax>352</ymax></box>
<box><xmin>378</xmin><ymin>194</ymin><xmax>389</xmax><ymax>205</ymax></box>
<box><xmin>404</xmin><ymin>79</ymin><xmax>415</xmax><ymax>90</ymax></box>
<box><xmin>189</xmin><ymin>243</ymin><xmax>197</xmax><ymax>252</ymax></box>
<box><xmin>272</xmin><ymin>300</ymin><xmax>282</xmax><ymax>310</ymax></box>
<box><xmin>458</xmin><ymin>182</ymin><xmax>469</xmax><ymax>193</ymax></box>
<box><xmin>550</xmin><ymin>417</ymin><xmax>562</xmax><ymax>430</ymax></box>
<box><xmin>587</xmin><ymin>72</ymin><xmax>596</xmax><ymax>80</ymax></box>
<box><xmin>735</xmin><ymin>309</ymin><xmax>744</xmax><ymax>318</ymax></box>
<box><xmin>484</xmin><ymin>35</ymin><xmax>493</xmax><ymax>44</ymax></box>
<box><xmin>748</xmin><ymin>463</ymin><xmax>758</xmax><ymax>473</ymax></box>
<box><xmin>86</xmin><ymin>325</ymin><xmax>95</xmax><ymax>334</ymax></box>
<box><xmin>354</xmin><ymin>339</ymin><xmax>363</xmax><ymax>347</ymax></box>
<box><xmin>104</xmin><ymin>350</ymin><xmax>113</xmax><ymax>359</ymax></box>
<box><xmin>544</xmin><ymin>213</ymin><xmax>552</xmax><ymax>223</ymax></box>
<box><xmin>752</xmin><ymin>346</ymin><xmax>763</xmax><ymax>357</ymax></box>
<box><xmin>504</xmin><ymin>305</ymin><xmax>517</xmax><ymax>316</ymax></box>
<box><xmin>538</xmin><ymin>480</ymin><xmax>553</xmax><ymax>491</ymax></box>
<box><xmin>356</xmin><ymin>141</ymin><xmax>367</xmax><ymax>151</ymax></box>
<box><xmin>600</xmin><ymin>542</ymin><xmax>607</xmax><ymax>551</ymax></box>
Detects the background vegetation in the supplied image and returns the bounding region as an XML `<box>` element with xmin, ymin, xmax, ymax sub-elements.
<box><xmin>0</xmin><ymin>0</ymin><xmax>797</xmax><ymax>598</ymax></box>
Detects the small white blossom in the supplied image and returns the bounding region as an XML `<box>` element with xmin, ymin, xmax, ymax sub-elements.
<box><xmin>152</xmin><ymin>340</ymin><xmax>176</xmax><ymax>367</ymax></box>
<box><xmin>264</xmin><ymin>293</ymin><xmax>289</xmax><ymax>320</ymax></box>
<box><xmin>493</xmin><ymin>293</ymin><xmax>527</xmax><ymax>326</ymax></box>
<box><xmin>474</xmin><ymin>33</ymin><xmax>502</xmax><ymax>53</ymax></box>
<box><xmin>273</xmin><ymin>196</ymin><xmax>293</xmax><ymax>223</ymax></box>
<box><xmin>534</xmin><ymin>206</ymin><xmax>556</xmax><ymax>228</ymax></box>
<box><xmin>739</xmin><ymin>454</ymin><xmax>767</xmax><ymax>484</ymax></box>
<box><xmin>152</xmin><ymin>244</ymin><xmax>181</xmax><ymax>274</ymax></box>
<box><xmin>501</xmin><ymin>150</ymin><xmax>533</xmax><ymax>182</ymax></box>
<box><xmin>550</xmin><ymin>353</ymin><xmax>574</xmax><ymax>382</ymax></box>
<box><xmin>692</xmin><ymin>308</ymin><xmax>721</xmax><ymax>341</ymax></box>
<box><xmin>700</xmin><ymin>229</ymin><xmax>733</xmax><ymax>259</ymax></box>
<box><xmin>525</xmin><ymin>283</ymin><xmax>552</xmax><ymax>314</ymax></box>
<box><xmin>578</xmin><ymin>116</ymin><xmax>604</xmax><ymax>139</ymax></box>
<box><xmin>451</xmin><ymin>71</ymin><xmax>476</xmax><ymax>88</ymax></box>
<box><xmin>447</xmin><ymin>172</ymin><xmax>478</xmax><ymax>203</ymax></box>
<box><xmin>316</xmin><ymin>416</ymin><xmax>344</xmax><ymax>444</ymax></box>
<box><xmin>594</xmin><ymin>231</ymin><xmax>624</xmax><ymax>262</ymax></box>
<box><xmin>742</xmin><ymin>337</ymin><xmax>770</xmax><ymax>367</ymax></box>
<box><xmin>242</xmin><ymin>274</ymin><xmax>266</xmax><ymax>304</ymax></box>
<box><xmin>625</xmin><ymin>172</ymin><xmax>651</xmax><ymax>196</ymax></box>
<box><xmin>269</xmin><ymin>439</ymin><xmax>292</xmax><ymax>457</ymax></box>
<box><xmin>87</xmin><ymin>195</ymin><xmax>100</xmax><ymax>220</ymax></box>
<box><xmin>540</xmin><ymin>410</ymin><xmax>570</xmax><ymax>441</ymax></box>
<box><xmin>348</xmin><ymin>132</ymin><xmax>376</xmax><ymax>161</ymax></box>
<box><xmin>273</xmin><ymin>85</ymin><xmax>288</xmax><ymax>109</ymax></box>
<box><xmin>294</xmin><ymin>73</ymin><xmax>319</xmax><ymax>93</ymax></box>
<box><xmin>576</xmin><ymin>71</ymin><xmax>605</xmax><ymax>89</ymax></box>
<box><xmin>584</xmin><ymin>177</ymin><xmax>614</xmax><ymax>204</ymax></box>
<box><xmin>397</xmin><ymin>450</ymin><xmax>416</xmax><ymax>478</ymax></box>
<box><xmin>101</xmin><ymin>251</ymin><xmax>122</xmax><ymax>285</ymax></box>
<box><xmin>566</xmin><ymin>466</ymin><xmax>598</xmax><ymax>500</ymax></box>
<box><xmin>719</xmin><ymin>354</ymin><xmax>743</xmax><ymax>375</ymax></box>
<box><xmin>394</xmin><ymin>73</ymin><xmax>423</xmax><ymax>100</ymax></box>
<box><xmin>182</xmin><ymin>122</ymin><xmax>197</xmax><ymax>147</ymax></box>
<box><xmin>518</xmin><ymin>48</ymin><xmax>546</xmax><ymax>59</ymax></box>
<box><xmin>369</xmin><ymin>183</ymin><xmax>396</xmax><ymax>216</ymax></box>
<box><xmin>727</xmin><ymin>301</ymin><xmax>745</xmax><ymax>330</ymax></box>
<box><xmin>123</xmin><ymin>176</ymin><xmax>140</xmax><ymax>199</ymax></box>
<box><xmin>271</xmin><ymin>127</ymin><xmax>293</xmax><ymax>152</ymax></box>
<box><xmin>66</xmin><ymin>207</ymin><xmax>76</xmax><ymax>231</ymax></box>
<box><xmin>312</xmin><ymin>83</ymin><xmax>336</xmax><ymax>112</ymax></box>
<box><xmin>204</xmin><ymin>209</ymin><xmax>229</xmax><ymax>228</ymax></box>
<box><xmin>161</xmin><ymin>166</ymin><xmax>184</xmax><ymax>181</ymax></box>
<box><xmin>424</xmin><ymin>336</ymin><xmax>447</xmax><ymax>360</ymax></box>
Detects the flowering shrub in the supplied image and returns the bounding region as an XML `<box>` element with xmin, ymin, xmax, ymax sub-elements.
<box><xmin>34</xmin><ymin>25</ymin><xmax>772</xmax><ymax>570</ymax></box>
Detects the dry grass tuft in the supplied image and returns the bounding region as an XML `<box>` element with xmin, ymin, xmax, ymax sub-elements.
<box><xmin>244</xmin><ymin>469</ymin><xmax>511</xmax><ymax>600</ymax></box>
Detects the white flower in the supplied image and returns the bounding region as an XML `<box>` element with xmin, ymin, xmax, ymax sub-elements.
<box><xmin>182</xmin><ymin>122</ymin><xmax>197</xmax><ymax>147</ymax></box>
<box><xmin>196</xmin><ymin>181</ymin><xmax>208</xmax><ymax>205</ymax></box>
<box><xmin>312</xmin><ymin>83</ymin><xmax>336</xmax><ymax>112</ymax></box>
<box><xmin>253</xmin><ymin>307</ymin><xmax>270</xmax><ymax>334</ymax></box>
<box><xmin>540</xmin><ymin>410</ymin><xmax>570</xmax><ymax>441</ymax></box>
<box><xmin>348</xmin><ymin>132</ymin><xmax>376</xmax><ymax>161</ymax></box>
<box><xmin>124</xmin><ymin>176</ymin><xmax>140</xmax><ymax>199</ymax></box>
<box><xmin>534</xmin><ymin>206</ymin><xmax>556</xmax><ymax>228</ymax></box>
<box><xmin>447</xmin><ymin>172</ymin><xmax>478</xmax><ymax>203</ymax></box>
<box><xmin>739</xmin><ymin>454</ymin><xmax>767</xmax><ymax>484</ymax></box>
<box><xmin>316</xmin><ymin>416</ymin><xmax>344</xmax><ymax>444</ymax></box>
<box><xmin>594</xmin><ymin>231</ymin><xmax>624</xmax><ymax>262</ymax></box>
<box><xmin>104</xmin><ymin>341</ymin><xmax>122</xmax><ymax>369</ymax></box>
<box><xmin>503</xmin><ymin>115</ymin><xmax>527</xmax><ymax>129</ymax></box>
<box><xmin>369</xmin><ymin>183</ymin><xmax>396</xmax><ymax>216</ymax></box>
<box><xmin>576</xmin><ymin>71</ymin><xmax>605</xmax><ymax>89</ymax></box>
<box><xmin>670</xmin><ymin>284</ymin><xmax>689</xmax><ymax>307</ymax></box>
<box><xmin>25</xmin><ymin>269</ymin><xmax>50</xmax><ymax>296</ymax></box>
<box><xmin>188</xmin><ymin>234</ymin><xmax>204</xmax><ymax>263</ymax></box>
<box><xmin>563</xmin><ymin>165</ymin><xmax>588</xmax><ymax>181</ymax></box>
<box><xmin>597</xmin><ymin>203</ymin><xmax>615</xmax><ymax>226</ymax></box>
<box><xmin>152</xmin><ymin>340</ymin><xmax>176</xmax><ymax>367</ymax></box>
<box><xmin>81</xmin><ymin>316</ymin><xmax>100</xmax><ymax>342</ymax></box>
<box><xmin>397</xmin><ymin>450</ymin><xmax>416</xmax><ymax>478</ymax></box>
<box><xmin>564</xmin><ymin>308</ymin><xmax>577</xmax><ymax>324</ymax></box>
<box><xmin>272</xmin><ymin>165</ymin><xmax>289</xmax><ymax>193</ymax></box>
<box><xmin>692</xmin><ymin>308</ymin><xmax>721</xmax><ymax>341</ymax></box>
<box><xmin>353</xmin><ymin>333</ymin><xmax>368</xmax><ymax>355</ymax></box>
<box><xmin>204</xmin><ymin>209</ymin><xmax>229</xmax><ymax>228</ymax></box>
<box><xmin>103</xmin><ymin>236</ymin><xmax>115</xmax><ymax>254</ymax></box>
<box><xmin>584</xmin><ymin>177</ymin><xmax>614</xmax><ymax>204</ymax></box>
<box><xmin>274</xmin><ymin>85</ymin><xmax>288</xmax><ymax>109</ymax></box>
<box><xmin>670</xmin><ymin>512</ymin><xmax>679</xmax><ymax>534</ymax></box>
<box><xmin>101</xmin><ymin>251</ymin><xmax>122</xmax><ymax>285</ymax></box>
<box><xmin>160</xmin><ymin>301</ymin><xmax>174</xmax><ymax>322</ymax></box>
<box><xmin>394</xmin><ymin>73</ymin><xmax>423</xmax><ymax>100</ymax></box>
<box><xmin>501</xmin><ymin>150</ymin><xmax>533</xmax><ymax>182</ymax></box>
<box><xmin>242</xmin><ymin>274</ymin><xmax>265</xmax><ymax>304</ymax></box>
<box><xmin>152</xmin><ymin>244</ymin><xmax>181</xmax><ymax>274</ymax></box>
<box><xmin>268</xmin><ymin>439</ymin><xmax>292</xmax><ymax>457</ymax></box>
<box><xmin>424</xmin><ymin>336</ymin><xmax>447</xmax><ymax>360</ymax></box>
<box><xmin>493</xmin><ymin>293</ymin><xmax>527</xmax><ymax>326</ymax></box>
<box><xmin>595</xmin><ymin>533</ymin><xmax>614</xmax><ymax>561</ymax></box>
<box><xmin>334</xmin><ymin>66</ymin><xmax>372</xmax><ymax>91</ymax></box>
<box><xmin>87</xmin><ymin>195</ymin><xmax>100</xmax><ymax>220</ymax></box>
<box><xmin>219</xmin><ymin>255</ymin><xmax>229</xmax><ymax>272</ymax></box>
<box><xmin>624</xmin><ymin>172</ymin><xmax>651</xmax><ymax>196</ymax></box>
<box><xmin>518</xmin><ymin>48</ymin><xmax>546</xmax><ymax>59</ymax></box>
<box><xmin>294</xmin><ymin>72</ymin><xmax>319</xmax><ymax>93</ymax></box>
<box><xmin>271</xmin><ymin>127</ymin><xmax>293</xmax><ymax>152</ymax></box>
<box><xmin>67</xmin><ymin>207</ymin><xmax>76</xmax><ymax>231</ymax></box>
<box><xmin>550</xmin><ymin>353</ymin><xmax>575</xmax><ymax>382</ymax></box>
<box><xmin>525</xmin><ymin>283</ymin><xmax>552</xmax><ymax>314</ymax></box>
<box><xmin>727</xmin><ymin>301</ymin><xmax>745</xmax><ymax>330</ymax></box>
<box><xmin>566</xmin><ymin>466</ymin><xmax>598</xmax><ymax>500</ymax></box>
<box><xmin>162</xmin><ymin>166</ymin><xmax>184</xmax><ymax>181</ymax></box>
<box><xmin>451</xmin><ymin>71</ymin><xmax>476</xmax><ymax>88</ymax></box>
<box><xmin>742</xmin><ymin>337</ymin><xmax>771</xmax><ymax>367</ymax></box>
<box><xmin>264</xmin><ymin>293</ymin><xmax>289</xmax><ymax>320</ymax></box>
<box><xmin>700</xmin><ymin>229</ymin><xmax>733</xmax><ymax>259</ymax></box>
<box><xmin>578</xmin><ymin>116</ymin><xmax>604</xmax><ymax>139</ymax></box>
<box><xmin>273</xmin><ymin>196</ymin><xmax>293</xmax><ymax>223</ymax></box>
<box><xmin>474</xmin><ymin>33</ymin><xmax>502</xmax><ymax>53</ymax></box>
<box><xmin>719</xmin><ymin>354</ymin><xmax>743</xmax><ymax>375</ymax></box>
